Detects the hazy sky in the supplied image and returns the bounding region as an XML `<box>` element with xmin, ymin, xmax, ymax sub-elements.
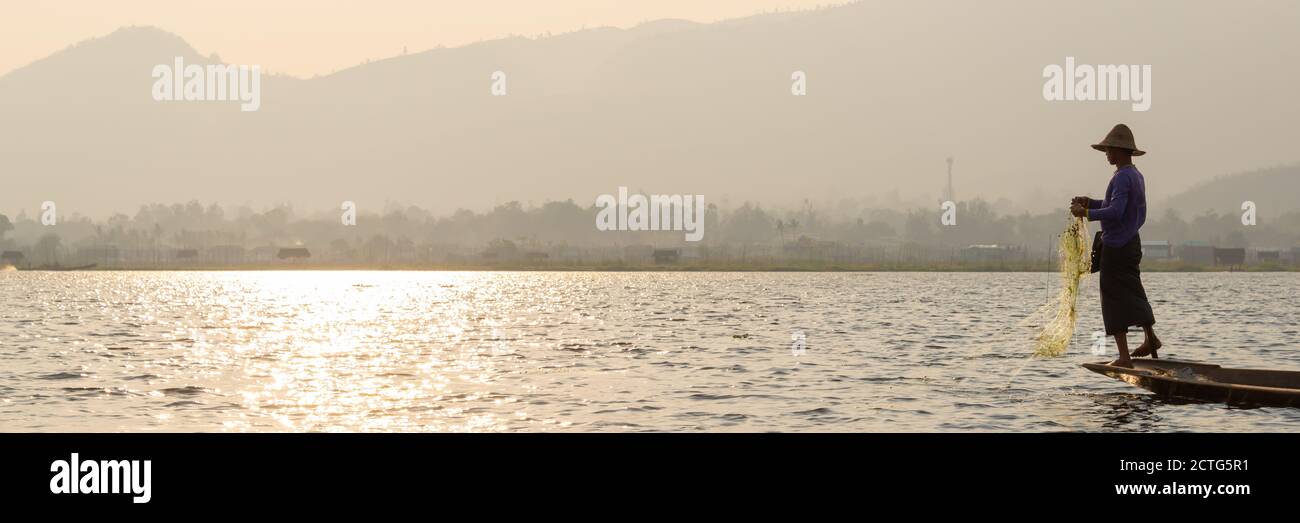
<box><xmin>3</xmin><ymin>0</ymin><xmax>1297</xmax><ymax>220</ymax></box>
<box><xmin>2</xmin><ymin>0</ymin><xmax>835</xmax><ymax>77</ymax></box>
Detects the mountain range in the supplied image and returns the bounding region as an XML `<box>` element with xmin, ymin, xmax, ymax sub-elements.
<box><xmin>2</xmin><ymin>1</ymin><xmax>1298</xmax><ymax>219</ymax></box>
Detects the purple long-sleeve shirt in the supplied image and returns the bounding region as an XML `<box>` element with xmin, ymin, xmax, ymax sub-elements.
<box><xmin>1087</xmin><ymin>165</ymin><xmax>1147</xmax><ymax>247</ymax></box>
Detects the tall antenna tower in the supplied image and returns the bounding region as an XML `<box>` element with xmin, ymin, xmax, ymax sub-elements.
<box><xmin>944</xmin><ymin>157</ymin><xmax>955</xmax><ymax>203</ymax></box>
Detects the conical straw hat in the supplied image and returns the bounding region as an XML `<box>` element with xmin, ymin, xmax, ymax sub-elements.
<box><xmin>1091</xmin><ymin>123</ymin><xmax>1145</xmax><ymax>156</ymax></box>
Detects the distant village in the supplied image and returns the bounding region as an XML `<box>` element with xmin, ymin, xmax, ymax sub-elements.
<box><xmin>1</xmin><ymin>236</ymin><xmax>1293</xmax><ymax>270</ymax></box>
<box><xmin>2</xmin><ymin>195</ymin><xmax>1296</xmax><ymax>271</ymax></box>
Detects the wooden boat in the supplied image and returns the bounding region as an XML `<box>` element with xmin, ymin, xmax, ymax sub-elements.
<box><xmin>1082</xmin><ymin>359</ymin><xmax>1300</xmax><ymax>407</ymax></box>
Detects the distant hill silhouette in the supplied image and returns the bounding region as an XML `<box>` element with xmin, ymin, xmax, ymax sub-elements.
<box><xmin>1163</xmin><ymin>164</ymin><xmax>1300</xmax><ymax>217</ymax></box>
<box><xmin>2</xmin><ymin>1</ymin><xmax>1298</xmax><ymax>218</ymax></box>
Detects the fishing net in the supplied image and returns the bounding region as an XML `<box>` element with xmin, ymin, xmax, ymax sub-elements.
<box><xmin>1032</xmin><ymin>216</ymin><xmax>1092</xmax><ymax>357</ymax></box>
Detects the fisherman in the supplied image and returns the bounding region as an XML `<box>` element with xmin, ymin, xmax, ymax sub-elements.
<box><xmin>1070</xmin><ymin>124</ymin><xmax>1160</xmax><ymax>368</ymax></box>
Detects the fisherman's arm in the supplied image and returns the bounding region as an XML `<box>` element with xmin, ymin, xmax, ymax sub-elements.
<box><xmin>1087</xmin><ymin>174</ymin><xmax>1131</xmax><ymax>222</ymax></box>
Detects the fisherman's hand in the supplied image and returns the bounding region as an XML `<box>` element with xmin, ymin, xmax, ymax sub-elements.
<box><xmin>1071</xmin><ymin>196</ymin><xmax>1091</xmax><ymax>206</ymax></box>
<box><xmin>1070</xmin><ymin>203</ymin><xmax>1087</xmax><ymax>217</ymax></box>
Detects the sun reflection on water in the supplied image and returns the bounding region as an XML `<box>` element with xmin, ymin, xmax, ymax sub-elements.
<box><xmin>171</xmin><ymin>271</ymin><xmax>520</xmax><ymax>432</ymax></box>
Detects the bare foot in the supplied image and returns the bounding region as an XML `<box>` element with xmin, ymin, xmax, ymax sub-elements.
<box><xmin>1131</xmin><ymin>338</ymin><xmax>1162</xmax><ymax>358</ymax></box>
<box><xmin>1108</xmin><ymin>357</ymin><xmax>1134</xmax><ymax>368</ymax></box>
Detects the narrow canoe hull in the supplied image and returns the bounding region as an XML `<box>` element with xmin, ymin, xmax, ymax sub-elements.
<box><xmin>1082</xmin><ymin>359</ymin><xmax>1300</xmax><ymax>408</ymax></box>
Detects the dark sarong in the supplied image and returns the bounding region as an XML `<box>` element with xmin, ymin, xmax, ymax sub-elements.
<box><xmin>1099</xmin><ymin>234</ymin><xmax>1156</xmax><ymax>335</ymax></box>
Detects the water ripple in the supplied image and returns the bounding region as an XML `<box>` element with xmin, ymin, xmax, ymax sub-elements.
<box><xmin>0</xmin><ymin>271</ymin><xmax>1296</xmax><ymax>432</ymax></box>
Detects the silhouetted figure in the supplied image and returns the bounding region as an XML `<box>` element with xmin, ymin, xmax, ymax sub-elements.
<box><xmin>1071</xmin><ymin>124</ymin><xmax>1160</xmax><ymax>368</ymax></box>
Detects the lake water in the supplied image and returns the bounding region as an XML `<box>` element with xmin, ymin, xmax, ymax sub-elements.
<box><xmin>1</xmin><ymin>271</ymin><xmax>1297</xmax><ymax>432</ymax></box>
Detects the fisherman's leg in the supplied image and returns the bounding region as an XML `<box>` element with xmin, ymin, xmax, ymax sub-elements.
<box><xmin>1133</xmin><ymin>323</ymin><xmax>1161</xmax><ymax>358</ymax></box>
<box><xmin>1130</xmin><ymin>259</ymin><xmax>1158</xmax><ymax>358</ymax></box>
<box><xmin>1110</xmin><ymin>333</ymin><xmax>1133</xmax><ymax>368</ymax></box>
<box><xmin>1109</xmin><ymin>238</ymin><xmax>1156</xmax><ymax>360</ymax></box>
